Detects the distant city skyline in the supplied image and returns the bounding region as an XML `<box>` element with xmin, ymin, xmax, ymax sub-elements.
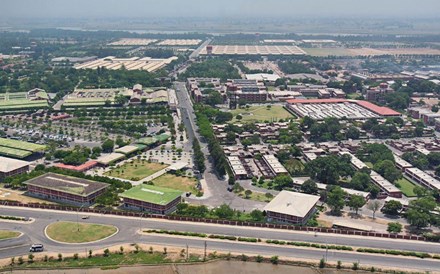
<box><xmin>1</xmin><ymin>0</ymin><xmax>440</xmax><ymax>19</ymax></box>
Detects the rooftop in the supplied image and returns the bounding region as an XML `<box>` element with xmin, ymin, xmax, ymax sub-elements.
<box><xmin>119</xmin><ymin>184</ymin><xmax>183</xmax><ymax>205</ymax></box>
<box><xmin>24</xmin><ymin>173</ymin><xmax>109</xmax><ymax>197</ymax></box>
<box><xmin>0</xmin><ymin>156</ymin><xmax>30</xmax><ymax>172</ymax></box>
<box><xmin>263</xmin><ymin>190</ymin><xmax>320</xmax><ymax>218</ymax></box>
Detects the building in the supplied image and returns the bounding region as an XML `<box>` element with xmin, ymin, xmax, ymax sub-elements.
<box><xmin>227</xmin><ymin>156</ymin><xmax>248</xmax><ymax>180</ymax></box>
<box><xmin>404</xmin><ymin>168</ymin><xmax>440</xmax><ymax>192</ymax></box>
<box><xmin>54</xmin><ymin>161</ymin><xmax>98</xmax><ymax>172</ymax></box>
<box><xmin>24</xmin><ymin>173</ymin><xmax>109</xmax><ymax>205</ymax></box>
<box><xmin>119</xmin><ymin>185</ymin><xmax>183</xmax><ymax>215</ymax></box>
<box><xmin>0</xmin><ymin>156</ymin><xmax>30</xmax><ymax>181</ymax></box>
<box><xmin>366</xmin><ymin>83</ymin><xmax>394</xmax><ymax>103</ymax></box>
<box><xmin>264</xmin><ymin>190</ymin><xmax>320</xmax><ymax>224</ymax></box>
<box><xmin>227</xmin><ymin>79</ymin><xmax>268</xmax><ymax>104</ymax></box>
<box><xmin>262</xmin><ymin>154</ymin><xmax>288</xmax><ymax>177</ymax></box>
<box><xmin>186</xmin><ymin>78</ymin><xmax>224</xmax><ymax>103</ymax></box>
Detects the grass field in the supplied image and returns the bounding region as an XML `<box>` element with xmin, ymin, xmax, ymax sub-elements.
<box><xmin>46</xmin><ymin>222</ymin><xmax>117</xmax><ymax>243</ymax></box>
<box><xmin>0</xmin><ymin>146</ymin><xmax>32</xmax><ymax>158</ymax></box>
<box><xmin>0</xmin><ymin>230</ymin><xmax>20</xmax><ymax>240</ymax></box>
<box><xmin>230</xmin><ymin>105</ymin><xmax>294</xmax><ymax>123</ymax></box>
<box><xmin>0</xmin><ymin>137</ymin><xmax>46</xmax><ymax>152</ymax></box>
<box><xmin>105</xmin><ymin>160</ymin><xmax>168</xmax><ymax>180</ymax></box>
<box><xmin>152</xmin><ymin>174</ymin><xmax>199</xmax><ymax>194</ymax></box>
<box><xmin>396</xmin><ymin>178</ymin><xmax>418</xmax><ymax>197</ymax></box>
<box><xmin>237</xmin><ymin>190</ymin><xmax>273</xmax><ymax>202</ymax></box>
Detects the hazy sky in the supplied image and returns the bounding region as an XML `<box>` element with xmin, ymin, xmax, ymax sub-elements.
<box><xmin>1</xmin><ymin>0</ymin><xmax>439</xmax><ymax>18</ymax></box>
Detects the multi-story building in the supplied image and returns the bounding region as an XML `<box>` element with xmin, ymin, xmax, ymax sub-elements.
<box><xmin>227</xmin><ymin>79</ymin><xmax>268</xmax><ymax>103</ymax></box>
<box><xmin>264</xmin><ymin>191</ymin><xmax>320</xmax><ymax>224</ymax></box>
<box><xmin>24</xmin><ymin>173</ymin><xmax>109</xmax><ymax>206</ymax></box>
<box><xmin>0</xmin><ymin>156</ymin><xmax>30</xmax><ymax>182</ymax></box>
<box><xmin>119</xmin><ymin>185</ymin><xmax>183</xmax><ymax>215</ymax></box>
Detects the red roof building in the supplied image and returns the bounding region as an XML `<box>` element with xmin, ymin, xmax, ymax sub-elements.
<box><xmin>54</xmin><ymin>161</ymin><xmax>98</xmax><ymax>172</ymax></box>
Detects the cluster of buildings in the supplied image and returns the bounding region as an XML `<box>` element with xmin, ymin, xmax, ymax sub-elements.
<box><xmin>227</xmin><ymin>79</ymin><xmax>268</xmax><ymax>103</ymax></box>
<box><xmin>201</xmin><ymin>45</ymin><xmax>306</xmax><ymax>56</ymax></box>
<box><xmin>286</xmin><ymin>99</ymin><xmax>401</xmax><ymax>120</ymax></box>
<box><xmin>408</xmin><ymin>106</ymin><xmax>440</xmax><ymax>129</ymax></box>
<box><xmin>73</xmin><ymin>56</ymin><xmax>177</xmax><ymax>72</ymax></box>
<box><xmin>186</xmin><ymin>78</ymin><xmax>225</xmax><ymax>103</ymax></box>
<box><xmin>63</xmin><ymin>84</ymin><xmax>175</xmax><ymax>108</ymax></box>
<box><xmin>365</xmin><ymin>83</ymin><xmax>395</xmax><ymax>103</ymax></box>
<box><xmin>388</xmin><ymin>139</ymin><xmax>440</xmax><ymax>155</ymax></box>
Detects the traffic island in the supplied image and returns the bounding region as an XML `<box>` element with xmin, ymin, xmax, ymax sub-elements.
<box><xmin>45</xmin><ymin>221</ymin><xmax>118</xmax><ymax>244</ymax></box>
<box><xmin>0</xmin><ymin>230</ymin><xmax>21</xmax><ymax>240</ymax></box>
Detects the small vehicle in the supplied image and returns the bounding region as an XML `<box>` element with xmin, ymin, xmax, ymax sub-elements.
<box><xmin>81</xmin><ymin>216</ymin><xmax>90</xmax><ymax>220</ymax></box>
<box><xmin>227</xmin><ymin>186</ymin><xmax>233</xmax><ymax>192</ymax></box>
<box><xmin>29</xmin><ymin>244</ymin><xmax>44</xmax><ymax>252</ymax></box>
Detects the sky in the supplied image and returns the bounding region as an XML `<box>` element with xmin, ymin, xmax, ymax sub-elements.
<box><xmin>1</xmin><ymin>0</ymin><xmax>439</xmax><ymax>19</ymax></box>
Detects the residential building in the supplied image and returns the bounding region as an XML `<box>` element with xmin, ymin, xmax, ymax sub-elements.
<box><xmin>0</xmin><ymin>156</ymin><xmax>30</xmax><ymax>181</ymax></box>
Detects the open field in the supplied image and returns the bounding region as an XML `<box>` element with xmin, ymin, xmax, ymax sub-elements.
<box><xmin>0</xmin><ymin>92</ymin><xmax>49</xmax><ymax>111</ymax></box>
<box><xmin>0</xmin><ymin>230</ymin><xmax>20</xmax><ymax>240</ymax></box>
<box><xmin>305</xmin><ymin>47</ymin><xmax>440</xmax><ymax>57</ymax></box>
<box><xmin>0</xmin><ymin>187</ymin><xmax>55</xmax><ymax>204</ymax></box>
<box><xmin>105</xmin><ymin>160</ymin><xmax>168</xmax><ymax>180</ymax></box>
<box><xmin>230</xmin><ymin>105</ymin><xmax>294</xmax><ymax>123</ymax></box>
<box><xmin>45</xmin><ymin>221</ymin><xmax>117</xmax><ymax>243</ymax></box>
<box><xmin>152</xmin><ymin>174</ymin><xmax>199</xmax><ymax>194</ymax></box>
<box><xmin>396</xmin><ymin>178</ymin><xmax>417</xmax><ymax>197</ymax></box>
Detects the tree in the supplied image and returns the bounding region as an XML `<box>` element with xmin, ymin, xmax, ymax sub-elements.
<box><xmin>101</xmin><ymin>139</ymin><xmax>114</xmax><ymax>153</ymax></box>
<box><xmin>213</xmin><ymin>204</ymin><xmax>234</xmax><ymax>219</ymax></box>
<box><xmin>432</xmin><ymin>105</ymin><xmax>439</xmax><ymax>113</ymax></box>
<box><xmin>244</xmin><ymin>189</ymin><xmax>252</xmax><ymax>199</ymax></box>
<box><xmin>346</xmin><ymin>126</ymin><xmax>360</xmax><ymax>139</ymax></box>
<box><xmin>347</xmin><ymin>195</ymin><xmax>366</xmax><ymax>215</ymax></box>
<box><xmin>367</xmin><ymin>200</ymin><xmax>382</xmax><ymax>219</ymax></box>
<box><xmin>301</xmin><ymin>179</ymin><xmax>319</xmax><ymax>194</ymax></box>
<box><xmin>305</xmin><ymin>155</ymin><xmax>353</xmax><ymax>185</ymax></box>
<box><xmin>406</xmin><ymin>197</ymin><xmax>436</xmax><ymax>229</ymax></box>
<box><xmin>350</xmin><ymin>172</ymin><xmax>371</xmax><ymax>191</ymax></box>
<box><xmin>387</xmin><ymin>222</ymin><xmax>403</xmax><ymax>233</ymax></box>
<box><xmin>374</xmin><ymin>160</ymin><xmax>401</xmax><ymax>183</ymax></box>
<box><xmin>327</xmin><ymin>186</ymin><xmax>346</xmax><ymax>215</ymax></box>
<box><xmin>273</xmin><ymin>175</ymin><xmax>293</xmax><ymax>190</ymax></box>
<box><xmin>381</xmin><ymin>200</ymin><xmax>402</xmax><ymax>216</ymax></box>
<box><xmin>250</xmin><ymin>209</ymin><xmax>264</xmax><ymax>222</ymax></box>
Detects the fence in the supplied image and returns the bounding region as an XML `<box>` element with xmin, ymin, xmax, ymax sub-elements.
<box><xmin>1</xmin><ymin>201</ymin><xmax>426</xmax><ymax>242</ymax></box>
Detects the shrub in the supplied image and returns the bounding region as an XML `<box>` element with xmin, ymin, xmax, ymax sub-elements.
<box><xmin>88</xmin><ymin>250</ymin><xmax>93</xmax><ymax>258</ymax></box>
<box><xmin>18</xmin><ymin>257</ymin><xmax>24</xmax><ymax>265</ymax></box>
<box><xmin>73</xmin><ymin>253</ymin><xmax>79</xmax><ymax>260</ymax></box>
<box><xmin>352</xmin><ymin>262</ymin><xmax>359</xmax><ymax>270</ymax></box>
<box><xmin>119</xmin><ymin>246</ymin><xmax>124</xmax><ymax>254</ymax></box>
<box><xmin>10</xmin><ymin>257</ymin><xmax>15</xmax><ymax>265</ymax></box>
<box><xmin>57</xmin><ymin>253</ymin><xmax>63</xmax><ymax>262</ymax></box>
<box><xmin>319</xmin><ymin>258</ymin><xmax>325</xmax><ymax>268</ymax></box>
<box><xmin>44</xmin><ymin>255</ymin><xmax>49</xmax><ymax>262</ymax></box>
<box><xmin>240</xmin><ymin>254</ymin><xmax>248</xmax><ymax>261</ymax></box>
<box><xmin>163</xmin><ymin>247</ymin><xmax>167</xmax><ymax>255</ymax></box>
<box><xmin>103</xmin><ymin>249</ymin><xmax>110</xmax><ymax>257</ymax></box>
<box><xmin>337</xmin><ymin>260</ymin><xmax>342</xmax><ymax>269</ymax></box>
<box><xmin>256</xmin><ymin>255</ymin><xmax>263</xmax><ymax>263</ymax></box>
<box><xmin>270</xmin><ymin>256</ymin><xmax>279</xmax><ymax>265</ymax></box>
<box><xmin>149</xmin><ymin>246</ymin><xmax>153</xmax><ymax>254</ymax></box>
<box><xmin>27</xmin><ymin>254</ymin><xmax>34</xmax><ymax>263</ymax></box>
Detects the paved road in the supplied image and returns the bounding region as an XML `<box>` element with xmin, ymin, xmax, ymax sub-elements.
<box><xmin>173</xmin><ymin>82</ymin><xmax>265</xmax><ymax>211</ymax></box>
<box><xmin>1</xmin><ymin>207</ymin><xmax>439</xmax><ymax>271</ymax></box>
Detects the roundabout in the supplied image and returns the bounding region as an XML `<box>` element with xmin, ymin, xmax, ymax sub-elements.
<box><xmin>45</xmin><ymin>221</ymin><xmax>118</xmax><ymax>244</ymax></box>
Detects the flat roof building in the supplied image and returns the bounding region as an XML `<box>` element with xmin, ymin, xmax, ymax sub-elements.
<box><xmin>24</xmin><ymin>173</ymin><xmax>109</xmax><ymax>205</ymax></box>
<box><xmin>0</xmin><ymin>156</ymin><xmax>30</xmax><ymax>181</ymax></box>
<box><xmin>119</xmin><ymin>185</ymin><xmax>183</xmax><ymax>215</ymax></box>
<box><xmin>227</xmin><ymin>156</ymin><xmax>248</xmax><ymax>180</ymax></box>
<box><xmin>262</xmin><ymin>154</ymin><xmax>288</xmax><ymax>177</ymax></box>
<box><xmin>405</xmin><ymin>168</ymin><xmax>440</xmax><ymax>191</ymax></box>
<box><xmin>264</xmin><ymin>191</ymin><xmax>320</xmax><ymax>224</ymax></box>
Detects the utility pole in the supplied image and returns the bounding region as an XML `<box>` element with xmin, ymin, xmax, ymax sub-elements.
<box><xmin>204</xmin><ymin>241</ymin><xmax>207</xmax><ymax>261</ymax></box>
<box><xmin>186</xmin><ymin>244</ymin><xmax>189</xmax><ymax>262</ymax></box>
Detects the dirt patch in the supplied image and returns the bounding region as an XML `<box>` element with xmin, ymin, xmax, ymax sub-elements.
<box><xmin>0</xmin><ymin>188</ymin><xmax>54</xmax><ymax>204</ymax></box>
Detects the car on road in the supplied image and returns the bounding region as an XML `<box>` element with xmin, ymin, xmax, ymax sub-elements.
<box><xmin>29</xmin><ymin>244</ymin><xmax>44</xmax><ymax>252</ymax></box>
<box><xmin>81</xmin><ymin>216</ymin><xmax>90</xmax><ymax>219</ymax></box>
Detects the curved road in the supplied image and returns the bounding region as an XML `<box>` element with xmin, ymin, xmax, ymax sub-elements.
<box><xmin>0</xmin><ymin>207</ymin><xmax>439</xmax><ymax>271</ymax></box>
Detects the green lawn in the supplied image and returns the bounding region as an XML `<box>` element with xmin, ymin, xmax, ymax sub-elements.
<box><xmin>105</xmin><ymin>160</ymin><xmax>168</xmax><ymax>180</ymax></box>
<box><xmin>0</xmin><ymin>230</ymin><xmax>20</xmax><ymax>240</ymax></box>
<box><xmin>237</xmin><ymin>190</ymin><xmax>273</xmax><ymax>202</ymax></box>
<box><xmin>46</xmin><ymin>222</ymin><xmax>117</xmax><ymax>243</ymax></box>
<box><xmin>396</xmin><ymin>178</ymin><xmax>418</xmax><ymax>197</ymax></box>
<box><xmin>230</xmin><ymin>105</ymin><xmax>294</xmax><ymax>123</ymax></box>
<box><xmin>17</xmin><ymin>251</ymin><xmax>170</xmax><ymax>269</ymax></box>
<box><xmin>152</xmin><ymin>174</ymin><xmax>199</xmax><ymax>194</ymax></box>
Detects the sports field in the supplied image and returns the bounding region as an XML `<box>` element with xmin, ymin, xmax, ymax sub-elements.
<box><xmin>230</xmin><ymin>105</ymin><xmax>294</xmax><ymax>123</ymax></box>
<box><xmin>0</xmin><ymin>92</ymin><xmax>49</xmax><ymax>110</ymax></box>
<box><xmin>105</xmin><ymin>160</ymin><xmax>168</xmax><ymax>181</ymax></box>
<box><xmin>46</xmin><ymin>221</ymin><xmax>117</xmax><ymax>243</ymax></box>
<box><xmin>152</xmin><ymin>174</ymin><xmax>199</xmax><ymax>194</ymax></box>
